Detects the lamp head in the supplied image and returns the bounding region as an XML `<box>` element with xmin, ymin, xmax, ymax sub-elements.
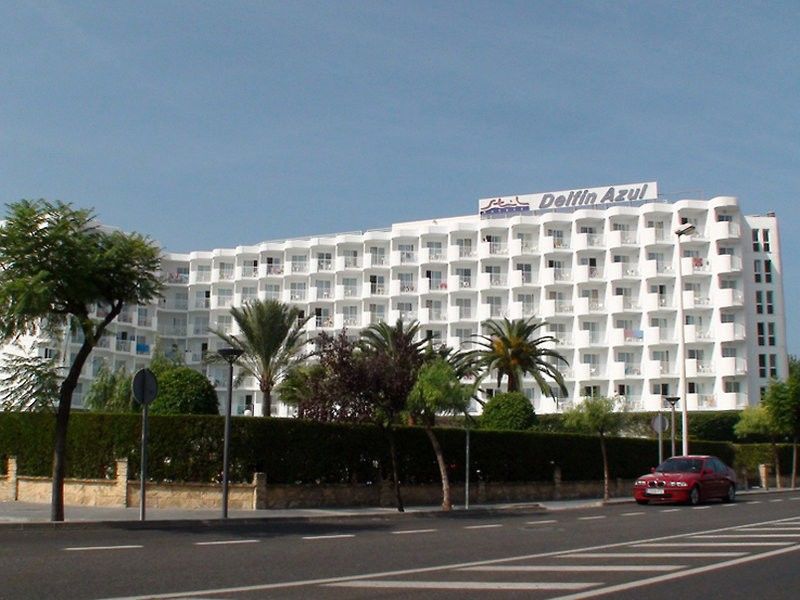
<box><xmin>218</xmin><ymin>347</ymin><xmax>243</xmax><ymax>364</ymax></box>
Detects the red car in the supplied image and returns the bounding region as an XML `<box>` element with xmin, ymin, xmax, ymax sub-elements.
<box><xmin>633</xmin><ymin>455</ymin><xmax>737</xmax><ymax>505</ymax></box>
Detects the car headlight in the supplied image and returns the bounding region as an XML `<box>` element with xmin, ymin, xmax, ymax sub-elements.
<box><xmin>673</xmin><ymin>481</ymin><xmax>688</xmax><ymax>487</ymax></box>
<box><xmin>635</xmin><ymin>480</ymin><xmax>647</xmax><ymax>486</ymax></box>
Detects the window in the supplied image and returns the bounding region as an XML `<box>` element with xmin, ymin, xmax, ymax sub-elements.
<box><xmin>754</xmin><ymin>260</ymin><xmax>762</xmax><ymax>283</ymax></box>
<box><xmin>757</xmin><ymin>323</ymin><xmax>765</xmax><ymax>346</ymax></box>
<box><xmin>717</xmin><ymin>213</ymin><xmax>733</xmax><ymax>222</ymax></box>
<box><xmin>764</xmin><ymin>259</ymin><xmax>773</xmax><ymax>283</ymax></box>
<box><xmin>766</xmin><ymin>291</ymin><xmax>774</xmax><ymax>315</ymax></box>
<box><xmin>724</xmin><ymin>381</ymin><xmax>741</xmax><ymax>393</ymax></box>
<box><xmin>652</xmin><ymin>382</ymin><xmax>669</xmax><ymax>396</ymax></box>
<box><xmin>720</xmin><ymin>312</ymin><xmax>735</xmax><ymax>323</ymax></box>
<box><xmin>756</xmin><ymin>290</ymin><xmax>764</xmax><ymax>314</ymax></box>
<box><xmin>583</xmin><ymin>385</ymin><xmax>600</xmax><ymax>398</ymax></box>
<box><xmin>687</xmin><ymin>381</ymin><xmax>697</xmax><ymax>394</ymax></box>
<box><xmin>718</xmin><ymin>245</ymin><xmax>734</xmax><ymax>256</ymax></box>
<box><xmin>752</xmin><ymin>229</ymin><xmax>760</xmax><ymax>252</ymax></box>
<box><xmin>762</xmin><ymin>229</ymin><xmax>771</xmax><ymax>252</ymax></box>
<box><xmin>759</xmin><ymin>354</ymin><xmax>767</xmax><ymax>378</ymax></box>
<box><xmin>720</xmin><ymin>279</ymin><xmax>737</xmax><ymax>290</ymax></box>
<box><xmin>768</xmin><ymin>323</ymin><xmax>776</xmax><ymax>346</ymax></box>
<box><xmin>722</xmin><ymin>346</ymin><xmax>737</xmax><ymax>358</ymax></box>
<box><xmin>769</xmin><ymin>354</ymin><xmax>778</xmax><ymax>378</ymax></box>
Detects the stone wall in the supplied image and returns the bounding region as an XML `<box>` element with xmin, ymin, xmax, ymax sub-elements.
<box><xmin>1</xmin><ymin>456</ymin><xmax>638</xmax><ymax>510</ymax></box>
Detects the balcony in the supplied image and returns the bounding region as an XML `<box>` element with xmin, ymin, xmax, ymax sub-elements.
<box><xmin>681</xmin><ymin>256</ymin><xmax>712</xmax><ymax>276</ymax></box>
<box><xmin>216</xmin><ymin>269</ymin><xmax>235</xmax><ymax>282</ymax></box>
<box><xmin>573</xmin><ymin>232</ymin><xmax>605</xmax><ymax>252</ymax></box>
<box><xmin>644</xmin><ymin>326</ymin><xmax>675</xmax><ymax>344</ymax></box>
<box><xmin>448</xmin><ymin>246</ymin><xmax>477</xmax><ymax>262</ymax></box>
<box><xmin>418</xmin><ymin>307</ymin><xmax>446</xmax><ymax>324</ymax></box>
<box><xmin>541</xmin><ymin>267</ymin><xmax>572</xmax><ymax>286</ymax></box>
<box><xmin>642</xmin><ymin>260</ymin><xmax>674</xmax><ymax>279</ymax></box>
<box><xmin>283</xmin><ymin>289</ymin><xmax>307</xmax><ymax>302</ymax></box>
<box><xmin>309</xmin><ymin>287</ymin><xmax>334</xmax><ymax>302</ymax></box>
<box><xmin>477</xmin><ymin>303</ymin><xmax>508</xmax><ymax>321</ymax></box>
<box><xmin>192</xmin><ymin>270</ymin><xmax>212</xmax><ymax>283</ymax></box>
<box><xmin>418</xmin><ymin>278</ymin><xmax>448</xmax><ymax>294</ymax></box>
<box><xmin>606</xmin><ymin>262</ymin><xmax>640</xmax><ymax>280</ymax></box>
<box><xmin>711</xmin><ymin>220</ymin><xmax>741</xmax><ymax>240</ymax></box>
<box><xmin>575</xmin><ymin>329</ymin><xmax>605</xmax><ymax>347</ymax></box>
<box><xmin>289</xmin><ymin>262</ymin><xmax>308</xmax><ymax>274</ymax></box>
<box><xmin>644</xmin><ymin>360</ymin><xmax>674</xmax><ymax>377</ymax></box>
<box><xmin>363</xmin><ymin>254</ymin><xmax>389</xmax><ymax>268</ymax></box>
<box><xmin>683</xmin><ymin>324</ymin><xmax>713</xmax><ymax>343</ymax></box>
<box><xmin>508</xmin><ymin>300</ymin><xmax>537</xmax><ymax>319</ymax></box>
<box><xmin>717</xmin><ymin>392</ymin><xmax>749</xmax><ymax>410</ymax></box>
<box><xmin>682</xmin><ymin>292</ymin><xmax>712</xmax><ymax>310</ymax></box>
<box><xmin>685</xmin><ymin>359</ymin><xmax>715</xmax><ymax>377</ymax></box>
<box><xmin>643</xmin><ymin>292</ymin><xmax>673</xmax><ymax>312</ymax></box>
<box><xmin>540</xmin><ymin>299</ymin><xmax>574</xmax><ymax>319</ymax></box>
<box><xmin>606</xmin><ymin>230</ymin><xmax>638</xmax><ymax>248</ymax></box>
<box><xmin>640</xmin><ymin>228</ymin><xmax>670</xmax><ymax>246</ymax></box>
<box><xmin>166</xmin><ymin>272</ymin><xmax>189</xmax><ymax>284</ymax></box>
<box><xmin>718</xmin><ymin>357</ymin><xmax>747</xmax><ymax>375</ymax></box>
<box><xmin>193</xmin><ymin>298</ymin><xmax>211</xmax><ymax>309</ymax></box>
<box><xmin>574</xmin><ymin>264</ymin><xmax>604</xmax><ymax>282</ymax></box>
<box><xmin>419</xmin><ymin>247</ymin><xmax>446</xmax><ymax>263</ymax></box>
<box><xmin>608</xmin><ymin>327</ymin><xmax>644</xmax><ymax>346</ymax></box>
<box><xmin>477</xmin><ymin>272</ymin><xmax>508</xmax><ymax>288</ymax></box>
<box><xmin>391</xmin><ymin>250</ymin><xmax>418</xmax><ymax>266</ymax></box>
<box><xmin>717</xmin><ymin>288</ymin><xmax>744</xmax><ymax>308</ymax></box>
<box><xmin>539</xmin><ymin>235</ymin><xmax>571</xmax><ymax>253</ymax></box>
<box><xmin>718</xmin><ymin>322</ymin><xmax>746</xmax><ymax>341</ymax></box>
<box><xmin>714</xmin><ymin>254</ymin><xmax>743</xmax><ymax>273</ymax></box>
<box><xmin>214</xmin><ymin>297</ymin><xmax>233</xmax><ymax>309</ymax></box>
<box><xmin>312</xmin><ymin>259</ymin><xmax>334</xmax><ymax>273</ymax></box>
<box><xmin>389</xmin><ymin>309</ymin><xmax>417</xmax><ymax>323</ymax></box>
<box><xmin>448</xmin><ymin>275</ymin><xmax>474</xmax><ymax>290</ymax></box>
<box><xmin>607</xmin><ymin>294</ymin><xmax>642</xmax><ymax>313</ymax></box>
<box><xmin>239</xmin><ymin>266</ymin><xmax>259</xmax><ymax>279</ymax></box>
<box><xmin>448</xmin><ymin>305</ymin><xmax>474</xmax><ymax>321</ymax></box>
<box><xmin>574</xmin><ymin>296</ymin><xmax>605</xmax><ymax>315</ymax></box>
<box><xmin>508</xmin><ymin>238</ymin><xmax>538</xmax><ymax>255</ymax></box>
<box><xmin>365</xmin><ymin>283</ymin><xmax>387</xmax><ymax>297</ymax></box>
<box><xmin>335</xmin><ymin>284</ymin><xmax>361</xmax><ymax>300</ymax></box>
<box><xmin>575</xmin><ymin>363</ymin><xmax>604</xmax><ymax>380</ymax></box>
<box><xmin>390</xmin><ymin>280</ymin><xmax>418</xmax><ymax>295</ymax></box>
<box><xmin>335</xmin><ymin>255</ymin><xmax>361</xmax><ymax>270</ymax></box>
<box><xmin>115</xmin><ymin>339</ymin><xmax>132</xmax><ymax>353</ymax></box>
<box><xmin>478</xmin><ymin>241</ymin><xmax>508</xmax><ymax>259</ymax></box>
<box><xmin>508</xmin><ymin>269</ymin><xmax>535</xmax><ymax>287</ymax></box>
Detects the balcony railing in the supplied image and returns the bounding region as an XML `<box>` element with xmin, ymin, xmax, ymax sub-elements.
<box><xmin>266</xmin><ymin>265</ymin><xmax>284</xmax><ymax>275</ymax></box>
<box><xmin>167</xmin><ymin>272</ymin><xmax>189</xmax><ymax>284</ymax></box>
<box><xmin>194</xmin><ymin>271</ymin><xmax>211</xmax><ymax>282</ymax></box>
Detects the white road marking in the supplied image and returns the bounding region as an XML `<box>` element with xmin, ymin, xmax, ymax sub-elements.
<box><xmin>578</xmin><ymin>516</ymin><xmax>606</xmax><ymax>521</ymax></box>
<box><xmin>634</xmin><ymin>542</ymin><xmax>791</xmax><ymax>547</ymax></box>
<box><xmin>791</xmin><ymin>497</ymin><xmax>800</xmax><ymax>500</ymax></box>
<box><xmin>770</xmin><ymin>499</ymin><xmax>784</xmax><ymax>503</ymax></box>
<box><xmin>621</xmin><ymin>512</ymin><xmax>645</xmax><ymax>517</ymax></box>
<box><xmin>723</xmin><ymin>503</ymin><xmax>738</xmax><ymax>507</ymax></box>
<box><xmin>464</xmin><ymin>524</ymin><xmax>502</xmax><ymax>529</ymax></box>
<box><xmin>462</xmin><ymin>565</ymin><xmax>683</xmax><ymax>572</ymax></box>
<box><xmin>526</xmin><ymin>519</ymin><xmax>558</xmax><ymax>525</ymax></box>
<box><xmin>326</xmin><ymin>581</ymin><xmax>600</xmax><ymax>591</ymax></box>
<box><xmin>562</xmin><ymin>552</ymin><xmax>747</xmax><ymax>558</ymax></box>
<box><xmin>301</xmin><ymin>534</ymin><xmax>355</xmax><ymax>540</ymax></box>
<box><xmin>739</xmin><ymin>527</ymin><xmax>800</xmax><ymax>531</ymax></box>
<box><xmin>661</xmin><ymin>508</ymin><xmax>681</xmax><ymax>513</ymax></box>
<box><xmin>692</xmin><ymin>506</ymin><xmax>711</xmax><ymax>510</ymax></box>
<box><xmin>693</xmin><ymin>533</ymin><xmax>800</xmax><ymax>539</ymax></box>
<box><xmin>391</xmin><ymin>529</ymin><xmax>436</xmax><ymax>535</ymax></box>
<box><xmin>65</xmin><ymin>545</ymin><xmax>143</xmax><ymax>552</ymax></box>
<box><xmin>749</xmin><ymin>500</ymin><xmax>763</xmax><ymax>504</ymax></box>
<box><xmin>194</xmin><ymin>539</ymin><xmax>259</xmax><ymax>546</ymax></box>
<box><xmin>548</xmin><ymin>544</ymin><xmax>800</xmax><ymax>600</ymax></box>
<box><xmin>97</xmin><ymin>516</ymin><xmax>800</xmax><ymax>600</ymax></box>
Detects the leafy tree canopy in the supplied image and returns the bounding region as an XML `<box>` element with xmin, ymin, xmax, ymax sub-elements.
<box><xmin>563</xmin><ymin>396</ymin><xmax>627</xmax><ymax>438</ymax></box>
<box><xmin>83</xmin><ymin>362</ymin><xmax>134</xmax><ymax>413</ymax></box>
<box><xmin>148</xmin><ymin>365</ymin><xmax>220</xmax><ymax>415</ymax></box>
<box><xmin>407</xmin><ymin>358</ymin><xmax>470</xmax><ymax>426</ymax></box>
<box><xmin>480</xmin><ymin>391</ymin><xmax>536</xmax><ymax>431</ymax></box>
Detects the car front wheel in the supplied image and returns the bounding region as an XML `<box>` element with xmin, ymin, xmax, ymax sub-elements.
<box><xmin>688</xmin><ymin>486</ymin><xmax>701</xmax><ymax>506</ymax></box>
<box><xmin>723</xmin><ymin>484</ymin><xmax>736</xmax><ymax>503</ymax></box>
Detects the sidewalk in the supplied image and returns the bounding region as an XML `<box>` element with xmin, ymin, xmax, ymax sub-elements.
<box><xmin>1</xmin><ymin>487</ymin><xmax>785</xmax><ymax>529</ymax></box>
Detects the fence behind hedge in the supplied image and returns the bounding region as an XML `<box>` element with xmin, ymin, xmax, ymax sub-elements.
<box><xmin>0</xmin><ymin>411</ymin><xmax>745</xmax><ymax>485</ymax></box>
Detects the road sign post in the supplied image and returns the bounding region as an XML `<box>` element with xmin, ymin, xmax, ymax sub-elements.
<box><xmin>651</xmin><ymin>413</ymin><xmax>669</xmax><ymax>465</ymax></box>
<box><xmin>132</xmin><ymin>368</ymin><xmax>158</xmax><ymax>522</ymax></box>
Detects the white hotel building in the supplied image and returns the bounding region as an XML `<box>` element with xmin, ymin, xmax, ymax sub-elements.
<box><xmin>53</xmin><ymin>182</ymin><xmax>787</xmax><ymax>417</ymax></box>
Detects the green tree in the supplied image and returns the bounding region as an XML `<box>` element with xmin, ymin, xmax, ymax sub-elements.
<box><xmin>149</xmin><ymin>365</ymin><xmax>219</xmax><ymax>415</ymax></box>
<box><xmin>761</xmin><ymin>378</ymin><xmax>800</xmax><ymax>488</ymax></box>
<box><xmin>564</xmin><ymin>396</ymin><xmax>627</xmax><ymax>501</ymax></box>
<box><xmin>0</xmin><ymin>347</ymin><xmax>61</xmax><ymax>412</ymax></box>
<box><xmin>735</xmin><ymin>404</ymin><xmax>786</xmax><ymax>487</ymax></box>
<box><xmin>480</xmin><ymin>391</ymin><xmax>536</xmax><ymax>431</ymax></box>
<box><xmin>0</xmin><ymin>200</ymin><xmax>161</xmax><ymax>521</ymax></box>
<box><xmin>407</xmin><ymin>358</ymin><xmax>470</xmax><ymax>511</ymax></box>
<box><xmin>470</xmin><ymin>316</ymin><xmax>568</xmax><ymax>395</ymax></box>
<box><xmin>210</xmin><ymin>299</ymin><xmax>309</xmax><ymax>417</ymax></box>
<box><xmin>359</xmin><ymin>318</ymin><xmax>427</xmax><ymax>512</ymax></box>
<box><xmin>83</xmin><ymin>363</ymin><xmax>134</xmax><ymax>413</ymax></box>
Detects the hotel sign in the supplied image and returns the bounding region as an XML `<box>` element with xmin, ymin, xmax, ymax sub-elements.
<box><xmin>479</xmin><ymin>181</ymin><xmax>658</xmax><ymax>216</ymax></box>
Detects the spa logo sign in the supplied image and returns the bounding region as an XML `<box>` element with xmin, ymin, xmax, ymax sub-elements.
<box><xmin>479</xmin><ymin>182</ymin><xmax>658</xmax><ymax>216</ymax></box>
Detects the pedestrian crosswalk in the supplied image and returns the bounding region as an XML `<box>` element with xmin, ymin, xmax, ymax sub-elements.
<box><xmin>323</xmin><ymin>517</ymin><xmax>800</xmax><ymax>597</ymax></box>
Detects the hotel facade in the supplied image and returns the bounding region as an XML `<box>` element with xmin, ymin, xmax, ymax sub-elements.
<box><xmin>46</xmin><ymin>182</ymin><xmax>787</xmax><ymax>417</ymax></box>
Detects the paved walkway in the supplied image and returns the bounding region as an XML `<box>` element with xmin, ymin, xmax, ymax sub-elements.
<box><xmin>1</xmin><ymin>488</ymin><xmax>783</xmax><ymax>527</ymax></box>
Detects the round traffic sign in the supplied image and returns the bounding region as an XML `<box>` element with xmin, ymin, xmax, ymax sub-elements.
<box><xmin>651</xmin><ymin>414</ymin><xmax>669</xmax><ymax>434</ymax></box>
<box><xmin>132</xmin><ymin>368</ymin><xmax>158</xmax><ymax>406</ymax></box>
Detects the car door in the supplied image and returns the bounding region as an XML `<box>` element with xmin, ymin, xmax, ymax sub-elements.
<box><xmin>700</xmin><ymin>458</ymin><xmax>721</xmax><ymax>498</ymax></box>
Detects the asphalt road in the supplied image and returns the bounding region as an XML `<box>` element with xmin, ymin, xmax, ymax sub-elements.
<box><xmin>2</xmin><ymin>492</ymin><xmax>800</xmax><ymax>600</ymax></box>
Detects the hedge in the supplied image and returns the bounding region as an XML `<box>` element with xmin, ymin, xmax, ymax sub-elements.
<box><xmin>0</xmin><ymin>412</ymin><xmax>738</xmax><ymax>485</ymax></box>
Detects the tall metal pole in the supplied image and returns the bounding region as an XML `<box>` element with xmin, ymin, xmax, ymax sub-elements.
<box><xmin>219</xmin><ymin>347</ymin><xmax>243</xmax><ymax>519</ymax></box>
<box><xmin>140</xmin><ymin>404</ymin><xmax>148</xmax><ymax>522</ymax></box>
<box><xmin>657</xmin><ymin>412</ymin><xmax>663</xmax><ymax>465</ymax></box>
<box><xmin>465</xmin><ymin>425</ymin><xmax>471</xmax><ymax>510</ymax></box>
<box><xmin>675</xmin><ymin>228</ymin><xmax>692</xmax><ymax>456</ymax></box>
<box><xmin>671</xmin><ymin>402</ymin><xmax>676</xmax><ymax>457</ymax></box>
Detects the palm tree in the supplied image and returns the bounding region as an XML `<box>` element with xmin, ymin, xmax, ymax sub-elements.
<box><xmin>470</xmin><ymin>316</ymin><xmax>569</xmax><ymax>397</ymax></box>
<box><xmin>359</xmin><ymin>318</ymin><xmax>427</xmax><ymax>512</ymax></box>
<box><xmin>210</xmin><ymin>299</ymin><xmax>310</xmax><ymax>416</ymax></box>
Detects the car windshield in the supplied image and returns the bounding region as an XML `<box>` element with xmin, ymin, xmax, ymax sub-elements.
<box><xmin>656</xmin><ymin>458</ymin><xmax>704</xmax><ymax>473</ymax></box>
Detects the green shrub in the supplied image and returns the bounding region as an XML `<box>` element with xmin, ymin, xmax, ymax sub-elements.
<box><xmin>149</xmin><ymin>367</ymin><xmax>220</xmax><ymax>415</ymax></box>
<box><xmin>480</xmin><ymin>392</ymin><xmax>536</xmax><ymax>431</ymax></box>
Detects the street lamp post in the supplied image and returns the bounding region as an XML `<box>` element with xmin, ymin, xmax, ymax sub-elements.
<box><xmin>664</xmin><ymin>396</ymin><xmax>680</xmax><ymax>457</ymax></box>
<box><xmin>674</xmin><ymin>223</ymin><xmax>696</xmax><ymax>456</ymax></box>
<box><xmin>218</xmin><ymin>347</ymin><xmax>243</xmax><ymax>519</ymax></box>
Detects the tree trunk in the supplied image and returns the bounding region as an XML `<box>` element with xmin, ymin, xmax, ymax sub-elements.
<box><xmin>424</xmin><ymin>426</ymin><xmax>451</xmax><ymax>511</ymax></box>
<box><xmin>792</xmin><ymin>437</ymin><xmax>798</xmax><ymax>489</ymax></box>
<box><xmin>600</xmin><ymin>434</ymin><xmax>609</xmax><ymax>502</ymax></box>
<box><xmin>385</xmin><ymin>427</ymin><xmax>404</xmax><ymax>512</ymax></box>
<box><xmin>772</xmin><ymin>442</ymin><xmax>782</xmax><ymax>489</ymax></box>
<box><xmin>260</xmin><ymin>381</ymin><xmax>272</xmax><ymax>417</ymax></box>
<box><xmin>50</xmin><ymin>338</ymin><xmax>94</xmax><ymax>522</ymax></box>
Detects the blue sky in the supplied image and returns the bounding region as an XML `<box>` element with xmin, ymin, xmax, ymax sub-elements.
<box><xmin>1</xmin><ymin>1</ymin><xmax>798</xmax><ymax>352</ymax></box>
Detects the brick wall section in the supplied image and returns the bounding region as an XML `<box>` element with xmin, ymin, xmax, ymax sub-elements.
<box><xmin>0</xmin><ymin>457</ymin><xmax>17</xmax><ymax>501</ymax></box>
